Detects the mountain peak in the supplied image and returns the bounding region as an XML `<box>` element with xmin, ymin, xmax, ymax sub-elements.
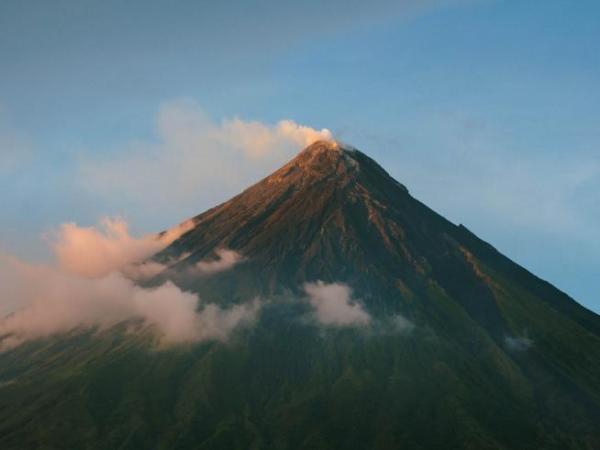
<box><xmin>159</xmin><ymin>141</ymin><xmax>413</xmax><ymax>282</ymax></box>
<box><xmin>295</xmin><ymin>139</ymin><xmax>347</xmax><ymax>160</ymax></box>
<box><xmin>300</xmin><ymin>139</ymin><xmax>343</xmax><ymax>154</ymax></box>
<box><xmin>273</xmin><ymin>139</ymin><xmax>360</xmax><ymax>183</ymax></box>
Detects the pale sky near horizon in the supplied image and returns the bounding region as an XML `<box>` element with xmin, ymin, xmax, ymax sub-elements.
<box><xmin>1</xmin><ymin>0</ymin><xmax>599</xmax><ymax>312</ymax></box>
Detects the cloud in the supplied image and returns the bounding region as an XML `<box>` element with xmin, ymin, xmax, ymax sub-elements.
<box><xmin>122</xmin><ymin>252</ymin><xmax>193</xmax><ymax>281</ymax></box>
<box><xmin>304</xmin><ymin>281</ymin><xmax>371</xmax><ymax>327</ymax></box>
<box><xmin>0</xmin><ymin>252</ymin><xmax>260</xmax><ymax>351</ymax></box>
<box><xmin>120</xmin><ymin>261</ymin><xmax>169</xmax><ymax>281</ymax></box>
<box><xmin>389</xmin><ymin>314</ymin><xmax>415</xmax><ymax>334</ymax></box>
<box><xmin>504</xmin><ymin>335</ymin><xmax>533</xmax><ymax>352</ymax></box>
<box><xmin>0</xmin><ymin>213</ymin><xmax>260</xmax><ymax>351</ymax></box>
<box><xmin>220</xmin><ymin>118</ymin><xmax>333</xmax><ymax>159</ymax></box>
<box><xmin>194</xmin><ymin>248</ymin><xmax>245</xmax><ymax>275</ymax></box>
<box><xmin>302</xmin><ymin>282</ymin><xmax>415</xmax><ymax>332</ymax></box>
<box><xmin>80</xmin><ymin>100</ymin><xmax>332</xmax><ymax>215</ymax></box>
<box><xmin>52</xmin><ymin>217</ymin><xmax>194</xmax><ymax>278</ymax></box>
<box><xmin>120</xmin><ymin>248</ymin><xmax>245</xmax><ymax>281</ymax></box>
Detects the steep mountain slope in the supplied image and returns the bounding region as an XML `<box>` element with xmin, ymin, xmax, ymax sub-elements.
<box><xmin>1</xmin><ymin>141</ymin><xmax>599</xmax><ymax>450</ymax></box>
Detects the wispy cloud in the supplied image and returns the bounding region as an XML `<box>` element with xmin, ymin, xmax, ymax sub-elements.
<box><xmin>388</xmin><ymin>314</ymin><xmax>415</xmax><ymax>334</ymax></box>
<box><xmin>193</xmin><ymin>248</ymin><xmax>245</xmax><ymax>275</ymax></box>
<box><xmin>504</xmin><ymin>335</ymin><xmax>533</xmax><ymax>352</ymax></box>
<box><xmin>120</xmin><ymin>261</ymin><xmax>168</xmax><ymax>281</ymax></box>
<box><xmin>304</xmin><ymin>281</ymin><xmax>371</xmax><ymax>327</ymax></box>
<box><xmin>376</xmin><ymin>110</ymin><xmax>600</xmax><ymax>240</ymax></box>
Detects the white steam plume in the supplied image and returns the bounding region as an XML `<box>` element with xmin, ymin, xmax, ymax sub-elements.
<box><xmin>80</xmin><ymin>100</ymin><xmax>333</xmax><ymax>215</ymax></box>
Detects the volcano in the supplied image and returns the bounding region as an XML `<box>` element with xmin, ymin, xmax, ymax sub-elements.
<box><xmin>1</xmin><ymin>141</ymin><xmax>599</xmax><ymax>449</ymax></box>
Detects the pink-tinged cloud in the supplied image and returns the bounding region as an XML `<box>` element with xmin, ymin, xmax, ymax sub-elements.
<box><xmin>52</xmin><ymin>217</ymin><xmax>194</xmax><ymax>278</ymax></box>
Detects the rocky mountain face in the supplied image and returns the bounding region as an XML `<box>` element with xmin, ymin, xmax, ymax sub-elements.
<box><xmin>1</xmin><ymin>141</ymin><xmax>599</xmax><ymax>449</ymax></box>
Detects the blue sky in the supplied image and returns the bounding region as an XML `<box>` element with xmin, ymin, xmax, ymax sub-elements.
<box><xmin>1</xmin><ymin>0</ymin><xmax>599</xmax><ymax>312</ymax></box>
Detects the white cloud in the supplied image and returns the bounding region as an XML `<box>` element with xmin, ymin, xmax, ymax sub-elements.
<box><xmin>0</xmin><ymin>252</ymin><xmax>260</xmax><ymax>351</ymax></box>
<box><xmin>51</xmin><ymin>217</ymin><xmax>194</xmax><ymax>278</ymax></box>
<box><xmin>304</xmin><ymin>281</ymin><xmax>371</xmax><ymax>327</ymax></box>
<box><xmin>80</xmin><ymin>100</ymin><xmax>332</xmax><ymax>214</ymax></box>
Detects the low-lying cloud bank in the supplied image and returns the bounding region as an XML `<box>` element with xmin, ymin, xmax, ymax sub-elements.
<box><xmin>0</xmin><ymin>256</ymin><xmax>260</xmax><ymax>350</ymax></box>
<box><xmin>0</xmin><ymin>218</ymin><xmax>259</xmax><ymax>351</ymax></box>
